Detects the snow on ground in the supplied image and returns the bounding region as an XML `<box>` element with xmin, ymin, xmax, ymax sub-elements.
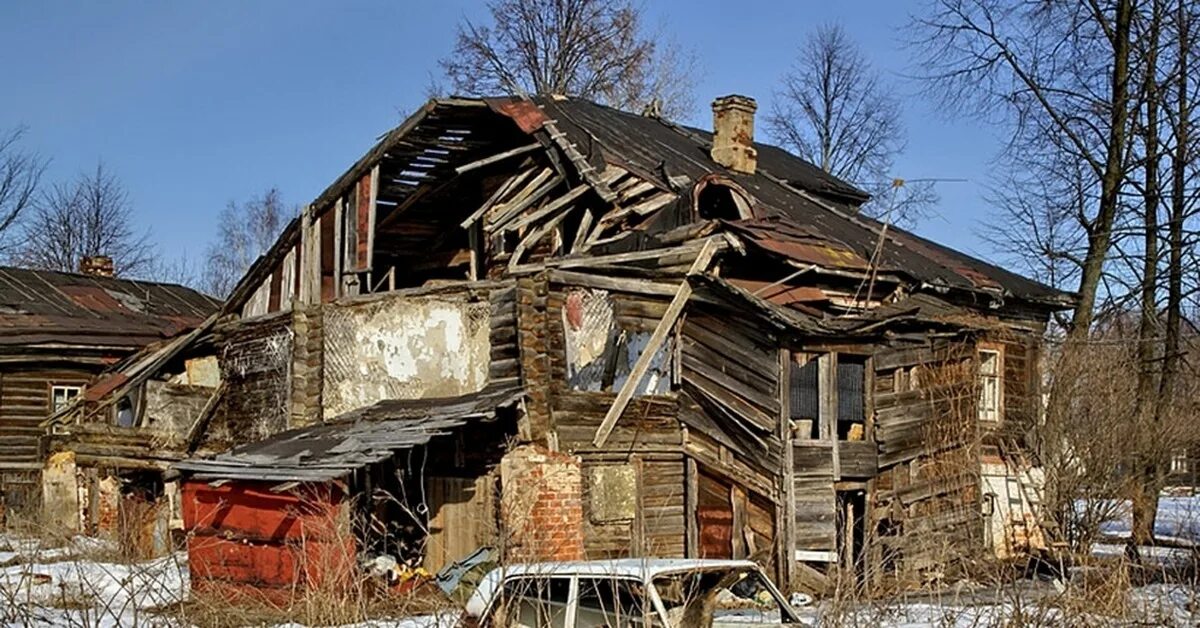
<box><xmin>0</xmin><ymin>535</ymin><xmax>187</xmax><ymax>627</ymax></box>
<box><xmin>0</xmin><ymin>495</ymin><xmax>1197</xmax><ymax>627</ymax></box>
<box><xmin>1096</xmin><ymin>493</ymin><xmax>1200</xmax><ymax>545</ymax></box>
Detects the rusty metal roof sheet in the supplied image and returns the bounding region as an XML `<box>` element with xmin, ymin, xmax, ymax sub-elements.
<box><xmin>0</xmin><ymin>266</ymin><xmax>219</xmax><ymax>351</ymax></box>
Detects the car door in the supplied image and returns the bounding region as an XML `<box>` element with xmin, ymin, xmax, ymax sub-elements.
<box><xmin>574</xmin><ymin>576</ymin><xmax>652</xmax><ymax>628</ymax></box>
<box><xmin>488</xmin><ymin>575</ymin><xmax>574</xmax><ymax>628</ymax></box>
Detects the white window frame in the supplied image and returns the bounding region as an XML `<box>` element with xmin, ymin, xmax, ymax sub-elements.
<box><xmin>978</xmin><ymin>347</ymin><xmax>1003</xmax><ymax>422</ymax></box>
<box><xmin>50</xmin><ymin>385</ymin><xmax>82</xmax><ymax>414</ymax></box>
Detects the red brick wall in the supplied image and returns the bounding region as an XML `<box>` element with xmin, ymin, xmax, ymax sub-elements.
<box><xmin>500</xmin><ymin>444</ymin><xmax>585</xmax><ymax>562</ymax></box>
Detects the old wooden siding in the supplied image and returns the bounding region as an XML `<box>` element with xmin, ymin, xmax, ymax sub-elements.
<box><xmin>488</xmin><ymin>283</ymin><xmax>520</xmax><ymax>384</ymax></box>
<box><xmin>578</xmin><ymin>454</ymin><xmax>686</xmax><ymax>559</ymax></box>
<box><xmin>0</xmin><ymin>368</ymin><xmax>91</xmax><ymax>465</ymax></box>
<box><xmin>0</xmin><ymin>367</ymin><xmax>92</xmax><ymax>513</ymax></box>
<box><xmin>792</xmin><ymin>442</ymin><xmax>836</xmax><ymax>554</ymax></box>
<box><xmin>680</xmin><ymin>304</ymin><xmax>782</xmax><ymax>465</ymax></box>
<box><xmin>871</xmin><ymin>341</ymin><xmax>982</xmax><ymax>580</ymax></box>
<box><xmin>424</xmin><ymin>472</ymin><xmax>497</xmax><ymax>573</ymax></box>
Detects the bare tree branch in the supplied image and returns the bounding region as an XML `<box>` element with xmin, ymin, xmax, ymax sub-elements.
<box><xmin>768</xmin><ymin>23</ymin><xmax>935</xmax><ymax>225</ymax></box>
<box><xmin>439</xmin><ymin>0</ymin><xmax>699</xmax><ymax>120</ymax></box>
<box><xmin>202</xmin><ymin>188</ymin><xmax>289</xmax><ymax>298</ymax></box>
<box><xmin>15</xmin><ymin>162</ymin><xmax>156</xmax><ymax>278</ymax></box>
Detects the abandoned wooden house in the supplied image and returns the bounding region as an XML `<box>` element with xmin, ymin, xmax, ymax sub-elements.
<box><xmin>43</xmin><ymin>94</ymin><xmax>1073</xmax><ymax>596</ymax></box>
<box><xmin>0</xmin><ymin>258</ymin><xmax>218</xmax><ymax>518</ymax></box>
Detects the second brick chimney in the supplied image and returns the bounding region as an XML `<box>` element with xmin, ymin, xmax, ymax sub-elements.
<box><xmin>710</xmin><ymin>95</ymin><xmax>758</xmax><ymax>175</ymax></box>
<box><xmin>80</xmin><ymin>255</ymin><xmax>114</xmax><ymax>278</ymax></box>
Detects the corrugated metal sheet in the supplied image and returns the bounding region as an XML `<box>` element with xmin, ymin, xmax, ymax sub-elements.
<box><xmin>174</xmin><ymin>380</ymin><xmax>522</xmax><ymax>482</ymax></box>
<box><xmin>0</xmin><ymin>266</ymin><xmax>219</xmax><ymax>351</ymax></box>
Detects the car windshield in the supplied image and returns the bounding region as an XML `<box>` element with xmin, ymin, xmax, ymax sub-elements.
<box><xmin>651</xmin><ymin>568</ymin><xmax>795</xmax><ymax>626</ymax></box>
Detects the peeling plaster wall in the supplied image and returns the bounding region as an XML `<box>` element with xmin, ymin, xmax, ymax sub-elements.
<box><xmin>323</xmin><ymin>294</ymin><xmax>490</xmax><ymax>417</ymax></box>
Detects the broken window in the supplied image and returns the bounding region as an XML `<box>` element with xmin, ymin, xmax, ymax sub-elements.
<box><xmin>494</xmin><ymin>576</ymin><xmax>571</xmax><ymax>628</ymax></box>
<box><xmin>50</xmin><ymin>385</ymin><xmax>81</xmax><ymax>414</ymax></box>
<box><xmin>978</xmin><ymin>348</ymin><xmax>1002</xmax><ymax>422</ymax></box>
<box><xmin>562</xmin><ymin>289</ymin><xmax>672</xmax><ymax>396</ymax></box>
<box><xmin>790</xmin><ymin>353</ymin><xmax>866</xmax><ymax>440</ymax></box>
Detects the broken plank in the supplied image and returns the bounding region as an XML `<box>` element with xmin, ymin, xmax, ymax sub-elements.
<box><xmin>592</xmin><ymin>240</ymin><xmax>719</xmax><ymax>447</ymax></box>
<box><xmin>487</xmin><ymin>173</ymin><xmax>562</xmax><ymax>231</ymax></box>
<box><xmin>460</xmin><ymin>167</ymin><xmax>535</xmax><ymax>229</ymax></box>
<box><xmin>454</xmin><ymin>142</ymin><xmax>541</xmax><ymax>174</ymax></box>
<box><xmin>504</xmin><ymin>183</ymin><xmax>589</xmax><ymax>233</ymax></box>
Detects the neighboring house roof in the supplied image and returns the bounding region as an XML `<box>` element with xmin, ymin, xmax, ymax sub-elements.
<box><xmin>0</xmin><ymin>266</ymin><xmax>220</xmax><ymax>353</ymax></box>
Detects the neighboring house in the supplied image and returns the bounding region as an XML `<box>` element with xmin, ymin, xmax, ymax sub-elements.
<box><xmin>46</xmin><ymin>95</ymin><xmax>1073</xmax><ymax>596</ymax></box>
<box><xmin>0</xmin><ymin>259</ymin><xmax>218</xmax><ymax>517</ymax></box>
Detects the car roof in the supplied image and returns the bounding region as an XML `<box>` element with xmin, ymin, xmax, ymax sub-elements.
<box><xmin>464</xmin><ymin>558</ymin><xmax>762</xmax><ymax>617</ymax></box>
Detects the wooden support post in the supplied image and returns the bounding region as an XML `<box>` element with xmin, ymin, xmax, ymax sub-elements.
<box><xmin>819</xmin><ymin>353</ymin><xmax>841</xmax><ymax>480</ymax></box>
<box><xmin>686</xmin><ymin>456</ymin><xmax>699</xmax><ymax>558</ymax></box>
<box><xmin>591</xmin><ymin>240</ymin><xmax>719</xmax><ymax>447</ymax></box>
<box><xmin>731</xmin><ymin>484</ymin><xmax>747</xmax><ymax>559</ymax></box>
<box><xmin>778</xmin><ymin>349</ymin><xmax>796</xmax><ymax>591</ymax></box>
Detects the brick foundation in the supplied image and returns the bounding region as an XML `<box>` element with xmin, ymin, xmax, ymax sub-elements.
<box><xmin>500</xmin><ymin>444</ymin><xmax>584</xmax><ymax>562</ymax></box>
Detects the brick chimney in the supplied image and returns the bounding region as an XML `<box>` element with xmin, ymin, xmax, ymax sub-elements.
<box><xmin>710</xmin><ymin>95</ymin><xmax>757</xmax><ymax>174</ymax></box>
<box><xmin>80</xmin><ymin>255</ymin><xmax>114</xmax><ymax>278</ymax></box>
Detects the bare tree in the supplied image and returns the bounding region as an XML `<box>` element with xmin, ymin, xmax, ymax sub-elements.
<box><xmin>16</xmin><ymin>163</ymin><xmax>156</xmax><ymax>277</ymax></box>
<box><xmin>202</xmin><ymin>188</ymin><xmax>287</xmax><ymax>298</ymax></box>
<box><xmin>0</xmin><ymin>127</ymin><xmax>47</xmax><ymax>255</ymax></box>
<box><xmin>769</xmin><ymin>24</ymin><xmax>934</xmax><ymax>222</ymax></box>
<box><xmin>912</xmin><ymin>0</ymin><xmax>1136</xmax><ymax>338</ymax></box>
<box><xmin>440</xmin><ymin>0</ymin><xmax>698</xmax><ymax>119</ymax></box>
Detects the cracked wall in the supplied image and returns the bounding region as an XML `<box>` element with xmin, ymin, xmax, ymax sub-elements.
<box><xmin>322</xmin><ymin>294</ymin><xmax>491</xmax><ymax>417</ymax></box>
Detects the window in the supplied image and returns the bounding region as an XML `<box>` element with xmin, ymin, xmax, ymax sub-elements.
<box><xmin>576</xmin><ymin>577</ymin><xmax>646</xmax><ymax>627</ymax></box>
<box><xmin>492</xmin><ymin>577</ymin><xmax>571</xmax><ymax>628</ymax></box>
<box><xmin>50</xmin><ymin>385</ymin><xmax>81</xmax><ymax>414</ymax></box>
<box><xmin>789</xmin><ymin>353</ymin><xmax>866</xmax><ymax>440</ymax></box>
<box><xmin>837</xmin><ymin>357</ymin><xmax>866</xmax><ymax>440</ymax></box>
<box><xmin>978</xmin><ymin>349</ymin><xmax>1002</xmax><ymax>422</ymax></box>
<box><xmin>563</xmin><ymin>289</ymin><xmax>672</xmax><ymax>396</ymax></box>
<box><xmin>789</xmin><ymin>355</ymin><xmax>819</xmax><ymax>439</ymax></box>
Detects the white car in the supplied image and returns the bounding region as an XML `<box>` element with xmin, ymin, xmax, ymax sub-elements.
<box><xmin>461</xmin><ymin>558</ymin><xmax>805</xmax><ymax>627</ymax></box>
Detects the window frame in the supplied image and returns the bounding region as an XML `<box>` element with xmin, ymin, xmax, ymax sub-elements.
<box><xmin>977</xmin><ymin>345</ymin><xmax>1004</xmax><ymax>423</ymax></box>
<box><xmin>49</xmin><ymin>384</ymin><xmax>82</xmax><ymax>414</ymax></box>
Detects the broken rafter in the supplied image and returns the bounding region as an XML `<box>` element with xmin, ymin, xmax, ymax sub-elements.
<box><xmin>486</xmin><ymin>172</ymin><xmax>562</xmax><ymax>231</ymax></box>
<box><xmin>454</xmin><ymin>142</ymin><xmax>542</xmax><ymax>175</ymax></box>
<box><xmin>503</xmin><ymin>183</ymin><xmax>589</xmax><ymax>233</ymax></box>
<box><xmin>460</xmin><ymin>167</ymin><xmax>537</xmax><ymax>229</ymax></box>
<box><xmin>508</xmin><ymin>204</ymin><xmax>575</xmax><ymax>271</ymax></box>
<box><xmin>538</xmin><ymin>112</ymin><xmax>618</xmax><ymax>203</ymax></box>
<box><xmin>592</xmin><ymin>239</ymin><xmax>721</xmax><ymax>447</ymax></box>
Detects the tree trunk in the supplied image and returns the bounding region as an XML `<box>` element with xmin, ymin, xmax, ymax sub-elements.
<box><xmin>1129</xmin><ymin>0</ymin><xmax>1164</xmax><ymax>562</ymax></box>
<box><xmin>1067</xmin><ymin>0</ymin><xmax>1135</xmax><ymax>338</ymax></box>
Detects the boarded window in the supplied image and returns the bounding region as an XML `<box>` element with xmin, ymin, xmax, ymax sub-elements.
<box><xmin>563</xmin><ymin>289</ymin><xmax>671</xmax><ymax>396</ymax></box>
<box><xmin>588</xmin><ymin>465</ymin><xmax>637</xmax><ymax>523</ymax></box>
<box><xmin>979</xmin><ymin>349</ymin><xmax>1001</xmax><ymax>422</ymax></box>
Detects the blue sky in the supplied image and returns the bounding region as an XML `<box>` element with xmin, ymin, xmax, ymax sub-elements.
<box><xmin>0</xmin><ymin>1</ymin><xmax>1008</xmax><ymax>273</ymax></box>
